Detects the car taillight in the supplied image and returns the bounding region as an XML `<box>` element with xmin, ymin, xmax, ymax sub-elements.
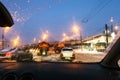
<box><xmin>5</xmin><ymin>52</ymin><xmax>12</xmax><ymax>57</ymax></box>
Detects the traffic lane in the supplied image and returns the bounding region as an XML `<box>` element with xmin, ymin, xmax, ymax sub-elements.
<box><xmin>0</xmin><ymin>53</ymin><xmax>106</xmax><ymax>62</ymax></box>
<box><xmin>34</xmin><ymin>53</ymin><xmax>106</xmax><ymax>62</ymax></box>
<box><xmin>34</xmin><ymin>54</ymin><xmax>61</xmax><ymax>62</ymax></box>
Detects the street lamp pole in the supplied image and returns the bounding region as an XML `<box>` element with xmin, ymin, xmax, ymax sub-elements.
<box><xmin>80</xmin><ymin>31</ymin><xmax>82</xmax><ymax>49</ymax></box>
<box><xmin>110</xmin><ymin>17</ymin><xmax>114</xmax><ymax>32</ymax></box>
<box><xmin>80</xmin><ymin>30</ymin><xmax>82</xmax><ymax>46</ymax></box>
<box><xmin>2</xmin><ymin>28</ymin><xmax>4</xmax><ymax>49</ymax></box>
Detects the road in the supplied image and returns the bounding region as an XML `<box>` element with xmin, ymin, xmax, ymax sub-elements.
<box><xmin>74</xmin><ymin>53</ymin><xmax>106</xmax><ymax>62</ymax></box>
<box><xmin>1</xmin><ymin>52</ymin><xmax>106</xmax><ymax>63</ymax></box>
<box><xmin>33</xmin><ymin>52</ymin><xmax>106</xmax><ymax>62</ymax></box>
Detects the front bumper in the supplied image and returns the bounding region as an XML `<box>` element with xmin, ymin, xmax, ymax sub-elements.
<box><xmin>60</xmin><ymin>54</ymin><xmax>75</xmax><ymax>60</ymax></box>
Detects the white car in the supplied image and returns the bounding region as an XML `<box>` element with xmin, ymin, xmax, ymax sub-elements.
<box><xmin>60</xmin><ymin>47</ymin><xmax>75</xmax><ymax>60</ymax></box>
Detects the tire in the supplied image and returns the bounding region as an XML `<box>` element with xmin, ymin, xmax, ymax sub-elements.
<box><xmin>72</xmin><ymin>54</ymin><xmax>75</xmax><ymax>59</ymax></box>
<box><xmin>16</xmin><ymin>55</ymin><xmax>23</xmax><ymax>62</ymax></box>
<box><xmin>28</xmin><ymin>54</ymin><xmax>33</xmax><ymax>61</ymax></box>
<box><xmin>60</xmin><ymin>54</ymin><xmax>64</xmax><ymax>60</ymax></box>
<box><xmin>11</xmin><ymin>55</ymin><xmax>15</xmax><ymax>60</ymax></box>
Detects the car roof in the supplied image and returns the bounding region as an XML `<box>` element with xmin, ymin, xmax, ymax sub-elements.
<box><xmin>1</xmin><ymin>48</ymin><xmax>11</xmax><ymax>52</ymax></box>
<box><xmin>62</xmin><ymin>47</ymin><xmax>73</xmax><ymax>50</ymax></box>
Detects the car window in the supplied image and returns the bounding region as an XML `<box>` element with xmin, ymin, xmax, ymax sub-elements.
<box><xmin>62</xmin><ymin>49</ymin><xmax>73</xmax><ymax>51</ymax></box>
<box><xmin>0</xmin><ymin>0</ymin><xmax>119</xmax><ymax>63</ymax></box>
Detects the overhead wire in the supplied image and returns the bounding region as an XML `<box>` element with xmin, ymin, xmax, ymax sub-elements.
<box><xmin>82</xmin><ymin>0</ymin><xmax>104</xmax><ymax>23</ymax></box>
<box><xmin>82</xmin><ymin>0</ymin><xmax>113</xmax><ymax>38</ymax></box>
<box><xmin>82</xmin><ymin>0</ymin><xmax>113</xmax><ymax>23</ymax></box>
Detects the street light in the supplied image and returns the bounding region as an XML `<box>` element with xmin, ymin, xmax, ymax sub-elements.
<box><xmin>72</xmin><ymin>23</ymin><xmax>82</xmax><ymax>41</ymax></box>
<box><xmin>42</xmin><ymin>33</ymin><xmax>48</xmax><ymax>41</ymax></box>
<box><xmin>33</xmin><ymin>38</ymin><xmax>36</xmax><ymax>43</ymax></box>
<box><xmin>62</xmin><ymin>33</ymin><xmax>67</xmax><ymax>37</ymax></box>
<box><xmin>72</xmin><ymin>24</ymin><xmax>80</xmax><ymax>34</ymax></box>
<box><xmin>12</xmin><ymin>36</ymin><xmax>20</xmax><ymax>47</ymax></box>
<box><xmin>110</xmin><ymin>17</ymin><xmax>113</xmax><ymax>23</ymax></box>
<box><xmin>72</xmin><ymin>23</ymin><xmax>82</xmax><ymax>49</ymax></box>
<box><xmin>114</xmin><ymin>25</ymin><xmax>119</xmax><ymax>33</ymax></box>
<box><xmin>40</xmin><ymin>30</ymin><xmax>49</xmax><ymax>42</ymax></box>
<box><xmin>4</xmin><ymin>27</ymin><xmax>10</xmax><ymax>33</ymax></box>
<box><xmin>110</xmin><ymin>17</ymin><xmax>114</xmax><ymax>32</ymax></box>
<box><xmin>62</xmin><ymin>33</ymin><xmax>69</xmax><ymax>41</ymax></box>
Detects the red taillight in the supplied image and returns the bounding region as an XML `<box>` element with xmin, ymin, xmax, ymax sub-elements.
<box><xmin>5</xmin><ymin>52</ymin><xmax>12</xmax><ymax>57</ymax></box>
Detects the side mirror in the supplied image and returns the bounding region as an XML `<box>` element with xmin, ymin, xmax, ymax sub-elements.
<box><xmin>0</xmin><ymin>2</ymin><xmax>14</xmax><ymax>27</ymax></box>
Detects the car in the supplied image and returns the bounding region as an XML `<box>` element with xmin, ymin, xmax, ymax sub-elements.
<box><xmin>60</xmin><ymin>47</ymin><xmax>75</xmax><ymax>60</ymax></box>
<box><xmin>1</xmin><ymin>1</ymin><xmax>120</xmax><ymax>80</ymax></box>
<box><xmin>0</xmin><ymin>48</ymin><xmax>15</xmax><ymax>60</ymax></box>
<box><xmin>0</xmin><ymin>48</ymin><xmax>33</xmax><ymax>61</ymax></box>
<box><xmin>11</xmin><ymin>48</ymin><xmax>33</xmax><ymax>62</ymax></box>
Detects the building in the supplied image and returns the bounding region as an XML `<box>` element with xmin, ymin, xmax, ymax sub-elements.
<box><xmin>63</xmin><ymin>32</ymin><xmax>116</xmax><ymax>52</ymax></box>
<box><xmin>82</xmin><ymin>33</ymin><xmax>114</xmax><ymax>52</ymax></box>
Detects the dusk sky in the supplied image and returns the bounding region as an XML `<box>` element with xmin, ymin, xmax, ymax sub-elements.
<box><xmin>0</xmin><ymin>0</ymin><xmax>120</xmax><ymax>44</ymax></box>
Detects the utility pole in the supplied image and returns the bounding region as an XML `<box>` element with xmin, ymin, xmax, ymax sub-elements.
<box><xmin>80</xmin><ymin>31</ymin><xmax>82</xmax><ymax>50</ymax></box>
<box><xmin>105</xmin><ymin>24</ymin><xmax>109</xmax><ymax>47</ymax></box>
<box><xmin>111</xmin><ymin>24</ymin><xmax>113</xmax><ymax>33</ymax></box>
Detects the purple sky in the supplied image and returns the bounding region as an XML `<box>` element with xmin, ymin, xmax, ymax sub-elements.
<box><xmin>0</xmin><ymin>0</ymin><xmax>120</xmax><ymax>44</ymax></box>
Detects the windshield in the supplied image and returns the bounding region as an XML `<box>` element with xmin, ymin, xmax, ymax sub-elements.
<box><xmin>62</xmin><ymin>48</ymin><xmax>73</xmax><ymax>51</ymax></box>
<box><xmin>0</xmin><ymin>0</ymin><xmax>119</xmax><ymax>63</ymax></box>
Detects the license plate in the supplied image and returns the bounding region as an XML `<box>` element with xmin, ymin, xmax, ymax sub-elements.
<box><xmin>65</xmin><ymin>57</ymin><xmax>70</xmax><ymax>59</ymax></box>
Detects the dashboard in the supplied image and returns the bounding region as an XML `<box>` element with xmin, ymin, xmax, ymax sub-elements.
<box><xmin>0</xmin><ymin>62</ymin><xmax>120</xmax><ymax>80</ymax></box>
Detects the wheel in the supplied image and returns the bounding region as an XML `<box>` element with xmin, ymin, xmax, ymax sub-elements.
<box><xmin>11</xmin><ymin>55</ymin><xmax>15</xmax><ymax>60</ymax></box>
<box><xmin>28</xmin><ymin>54</ymin><xmax>33</xmax><ymax>61</ymax></box>
<box><xmin>16</xmin><ymin>55</ymin><xmax>23</xmax><ymax>62</ymax></box>
<box><xmin>60</xmin><ymin>54</ymin><xmax>64</xmax><ymax>60</ymax></box>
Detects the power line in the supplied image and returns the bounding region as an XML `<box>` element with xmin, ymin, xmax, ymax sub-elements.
<box><xmin>82</xmin><ymin>0</ymin><xmax>105</xmax><ymax>23</ymax></box>
<box><xmin>82</xmin><ymin>0</ymin><xmax>113</xmax><ymax>23</ymax></box>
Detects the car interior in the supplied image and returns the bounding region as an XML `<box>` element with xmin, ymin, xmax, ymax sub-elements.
<box><xmin>0</xmin><ymin>2</ymin><xmax>13</xmax><ymax>27</ymax></box>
